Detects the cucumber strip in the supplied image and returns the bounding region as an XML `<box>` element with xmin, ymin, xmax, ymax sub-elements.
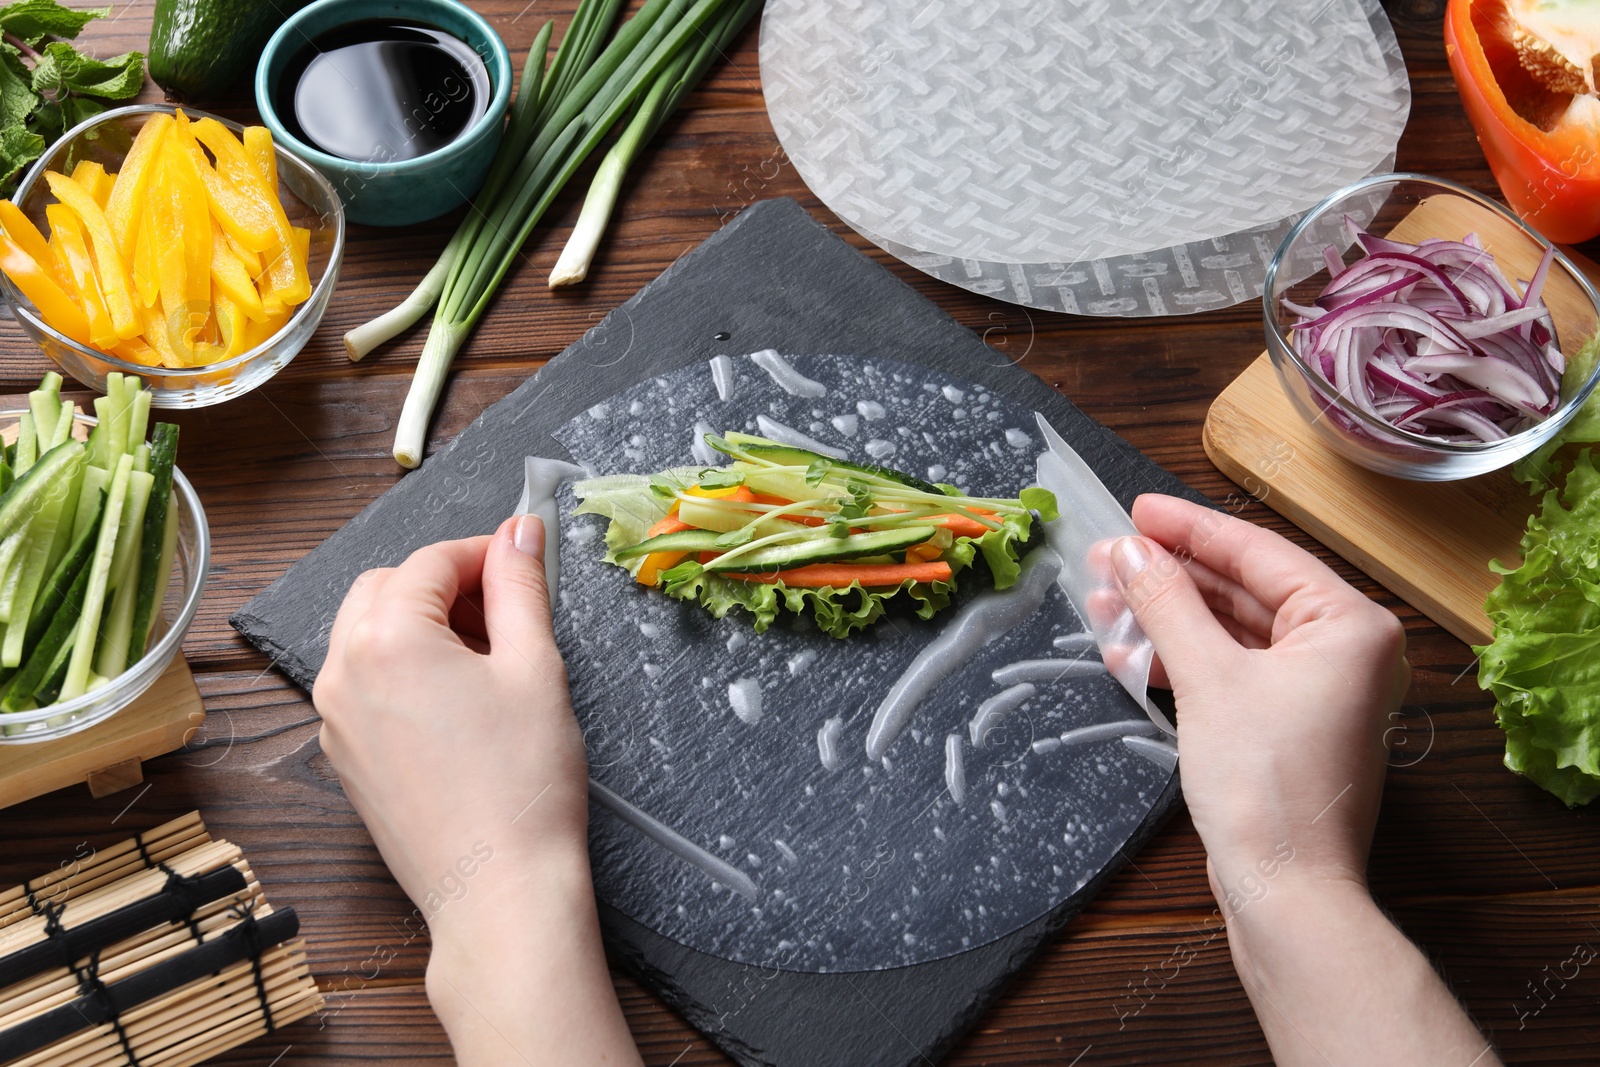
<box><xmin>705</xmin><ymin>525</ymin><xmax>937</xmax><ymax>573</ymax></box>
<box><xmin>0</xmin><ymin>471</ymin><xmax>74</xmax><ymax>664</ymax></box>
<box><xmin>718</xmin><ymin>433</ymin><xmax>946</xmax><ymax>495</ymax></box>
<box><xmin>0</xmin><ymin>562</ymin><xmax>87</xmax><ymax>712</ymax></box>
<box><xmin>0</xmin><ymin>461</ymin><xmax>11</xmax><ymax>497</ymax></box>
<box><xmin>133</xmin><ymin>444</ymin><xmax>150</xmax><ymax>474</ymax></box>
<box><xmin>41</xmin><ymin>455</ymin><xmax>84</xmax><ymax>579</ymax></box>
<box><xmin>0</xmin><ymin>442</ymin><xmax>84</xmax><ymax>545</ymax></box>
<box><xmin>60</xmin><ymin>453</ymin><xmax>132</xmax><ymax>701</ymax></box>
<box><xmin>27</xmin><ymin>501</ymin><xmax>100</xmax><ymax>649</ymax></box>
<box><xmin>48</xmin><ymin>399</ymin><xmax>75</xmax><ymax>450</ymax></box>
<box><xmin>28</xmin><ymin>390</ymin><xmax>58</xmax><ymax>447</ymax></box>
<box><xmin>95</xmin><ymin>469</ymin><xmax>153</xmax><ymax>679</ymax></box>
<box><xmin>124</xmin><ymin>386</ymin><xmax>151</xmax><ymax>455</ymax></box>
<box><xmin>137</xmin><ymin>493</ymin><xmax>179</xmax><ymax>655</ymax></box>
<box><xmin>614</xmin><ymin>527</ymin><xmax>726</xmax><ymax>560</ymax></box>
<box><xmin>34</xmin><ymin>648</ymin><xmax>71</xmax><ymax>705</ymax></box>
<box><xmin>14</xmin><ymin>413</ymin><xmax>37</xmax><ymax>474</ymax></box>
<box><xmin>107</xmin><ymin>469</ymin><xmax>153</xmax><ymax>593</ymax></box>
<box><xmin>88</xmin><ymin>395</ymin><xmax>112</xmax><ymax>469</ymax></box>
<box><xmin>129</xmin><ymin>425</ymin><xmax>177</xmax><ymax>664</ymax></box>
<box><xmin>70</xmin><ymin>465</ymin><xmax>108</xmax><ymax>545</ymax></box>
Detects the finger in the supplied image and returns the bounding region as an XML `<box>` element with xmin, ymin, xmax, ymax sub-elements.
<box><xmin>1130</xmin><ymin>495</ymin><xmax>1352</xmax><ymax>615</ymax></box>
<box><xmin>449</xmin><ymin>588</ymin><xmax>490</xmax><ymax>645</ymax></box>
<box><xmin>1111</xmin><ymin>535</ymin><xmax>1239</xmax><ymax>686</ymax></box>
<box><xmin>383</xmin><ymin>536</ymin><xmax>493</xmax><ymax>630</ymax></box>
<box><xmin>481</xmin><ymin>516</ymin><xmax>561</xmax><ymax>676</ymax></box>
<box><xmin>327</xmin><ymin>568</ymin><xmax>393</xmax><ymax>655</ymax></box>
<box><xmin>1183</xmin><ymin>555</ymin><xmax>1278</xmax><ymax>642</ymax></box>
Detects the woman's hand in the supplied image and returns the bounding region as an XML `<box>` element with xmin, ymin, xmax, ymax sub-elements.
<box><xmin>314</xmin><ymin>516</ymin><xmax>640</xmax><ymax>1067</ymax></box>
<box><xmin>1113</xmin><ymin>493</ymin><xmax>1408</xmax><ymax>897</ymax></box>
<box><xmin>1113</xmin><ymin>494</ymin><xmax>1495</xmax><ymax>1067</ymax></box>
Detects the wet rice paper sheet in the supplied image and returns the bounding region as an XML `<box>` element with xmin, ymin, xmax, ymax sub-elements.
<box><xmin>515</xmin><ymin>350</ymin><xmax>1175</xmax><ymax>974</ymax></box>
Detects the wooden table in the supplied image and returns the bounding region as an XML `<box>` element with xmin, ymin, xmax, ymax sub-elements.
<box><xmin>3</xmin><ymin>3</ymin><xmax>1598</xmax><ymax>1063</ymax></box>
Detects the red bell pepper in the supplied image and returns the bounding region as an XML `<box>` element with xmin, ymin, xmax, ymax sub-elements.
<box><xmin>1444</xmin><ymin>0</ymin><xmax>1600</xmax><ymax>243</ymax></box>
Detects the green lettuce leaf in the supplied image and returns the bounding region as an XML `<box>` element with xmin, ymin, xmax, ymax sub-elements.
<box><xmin>659</xmin><ymin>561</ymin><xmax>953</xmax><ymax>638</ymax></box>
<box><xmin>1476</xmin><ymin>450</ymin><xmax>1600</xmax><ymax>805</ymax></box>
<box><xmin>1514</xmin><ymin>335</ymin><xmax>1600</xmax><ymax>490</ymax></box>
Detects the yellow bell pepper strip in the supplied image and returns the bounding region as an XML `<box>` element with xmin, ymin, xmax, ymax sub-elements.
<box><xmin>70</xmin><ymin>160</ymin><xmax>114</xmax><ymax>208</ymax></box>
<box><xmin>44</xmin><ymin>204</ymin><xmax>117</xmax><ymax>349</ymax></box>
<box><xmin>111</xmin><ymin>336</ymin><xmax>161</xmax><ymax>367</ymax></box>
<box><xmin>175</xmin><ymin>113</ymin><xmax>278</xmax><ymax>254</ymax></box>
<box><xmin>212</xmin><ymin>291</ymin><xmax>251</xmax><ymax>359</ymax></box>
<box><xmin>242</xmin><ymin>306</ymin><xmax>291</xmax><ymax>350</ymax></box>
<box><xmin>0</xmin><ymin>230</ymin><xmax>92</xmax><ymax>346</ymax></box>
<box><xmin>106</xmin><ymin>113</ymin><xmax>172</xmax><ymax>261</ymax></box>
<box><xmin>132</xmin><ymin>202</ymin><xmax>159</xmax><ymax>308</ymax></box>
<box><xmin>139</xmin><ymin>299</ymin><xmax>181</xmax><ymax>367</ymax></box>
<box><xmin>43</xmin><ymin>171</ymin><xmax>141</xmax><ymax>340</ymax></box>
<box><xmin>242</xmin><ymin>125</ymin><xmax>276</xmax><ymax>189</ymax></box>
<box><xmin>192</xmin><ymin>118</ymin><xmax>308</xmax><ymax>302</ymax></box>
<box><xmin>223</xmin><ymin>230</ymin><xmax>262</xmax><ymax>280</ymax></box>
<box><xmin>0</xmin><ymin>200</ymin><xmax>73</xmax><ymax>293</ymax></box>
<box><xmin>1445</xmin><ymin>0</ymin><xmax>1600</xmax><ymax>242</ymax></box>
<box><xmin>147</xmin><ymin>140</ymin><xmax>213</xmax><ymax>361</ymax></box>
<box><xmin>209</xmin><ymin>221</ymin><xmax>265</xmax><ymax>321</ymax></box>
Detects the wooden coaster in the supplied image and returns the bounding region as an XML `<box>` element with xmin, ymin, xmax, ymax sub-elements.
<box><xmin>1204</xmin><ymin>197</ymin><xmax>1600</xmax><ymax>648</ymax></box>
<box><xmin>0</xmin><ymin>656</ymin><xmax>203</xmax><ymax>810</ymax></box>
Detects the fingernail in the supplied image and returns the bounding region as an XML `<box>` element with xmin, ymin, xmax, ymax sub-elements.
<box><xmin>513</xmin><ymin>515</ymin><xmax>544</xmax><ymax>559</ymax></box>
<box><xmin>1111</xmin><ymin>536</ymin><xmax>1150</xmax><ymax>590</ymax></box>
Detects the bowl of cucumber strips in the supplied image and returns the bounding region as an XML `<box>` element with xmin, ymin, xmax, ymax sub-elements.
<box><xmin>0</xmin><ymin>371</ymin><xmax>206</xmax><ymax>743</ymax></box>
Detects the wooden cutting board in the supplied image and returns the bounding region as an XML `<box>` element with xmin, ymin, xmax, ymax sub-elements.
<box><xmin>1204</xmin><ymin>197</ymin><xmax>1600</xmax><ymax>647</ymax></box>
<box><xmin>0</xmin><ymin>656</ymin><xmax>203</xmax><ymax>809</ymax></box>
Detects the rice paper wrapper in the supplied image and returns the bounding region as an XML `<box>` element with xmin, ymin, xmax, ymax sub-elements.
<box><xmin>1031</xmin><ymin>414</ymin><xmax>1170</xmax><ymax>735</ymax></box>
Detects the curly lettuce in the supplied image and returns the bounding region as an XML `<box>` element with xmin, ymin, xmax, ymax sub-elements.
<box><xmin>1476</xmin><ymin>450</ymin><xmax>1600</xmax><ymax>805</ymax></box>
<box><xmin>658</xmin><ymin>562</ymin><xmax>953</xmax><ymax>638</ymax></box>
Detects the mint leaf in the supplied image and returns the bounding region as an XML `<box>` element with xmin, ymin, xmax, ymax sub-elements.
<box><xmin>712</xmin><ymin>526</ymin><xmax>754</xmax><ymax>549</ymax></box>
<box><xmin>0</xmin><ymin>121</ymin><xmax>43</xmax><ymax>188</ymax></box>
<box><xmin>0</xmin><ymin>43</ymin><xmax>37</xmax><ymax>129</ymax></box>
<box><xmin>696</xmin><ymin>469</ymin><xmax>743</xmax><ymax>491</ymax></box>
<box><xmin>31</xmin><ymin>42</ymin><xmax>143</xmax><ymax>100</ymax></box>
<box><xmin>0</xmin><ymin>1</ymin><xmax>108</xmax><ymax>46</ymax></box>
<box><xmin>1019</xmin><ymin>486</ymin><xmax>1059</xmax><ymax>522</ymax></box>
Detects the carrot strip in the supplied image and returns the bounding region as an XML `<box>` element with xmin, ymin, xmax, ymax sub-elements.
<box><xmin>644</xmin><ymin>516</ymin><xmax>694</xmax><ymax>538</ymax></box>
<box><xmin>931</xmin><ymin>513</ymin><xmax>995</xmax><ymax>538</ymax></box>
<box><xmin>726</xmin><ymin>561</ymin><xmax>953</xmax><ymax>587</ymax></box>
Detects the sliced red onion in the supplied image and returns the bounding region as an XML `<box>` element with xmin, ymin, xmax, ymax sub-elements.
<box><xmin>1284</xmin><ymin>224</ymin><xmax>1565</xmax><ymax>444</ymax></box>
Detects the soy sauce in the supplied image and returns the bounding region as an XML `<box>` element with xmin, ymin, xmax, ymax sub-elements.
<box><xmin>275</xmin><ymin>20</ymin><xmax>491</xmax><ymax>164</ymax></box>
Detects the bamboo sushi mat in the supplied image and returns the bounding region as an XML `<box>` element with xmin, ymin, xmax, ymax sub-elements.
<box><xmin>0</xmin><ymin>812</ymin><xmax>322</xmax><ymax>1066</ymax></box>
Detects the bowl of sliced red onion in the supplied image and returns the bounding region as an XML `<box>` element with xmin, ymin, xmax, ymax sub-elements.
<box><xmin>1264</xmin><ymin>173</ymin><xmax>1600</xmax><ymax>480</ymax></box>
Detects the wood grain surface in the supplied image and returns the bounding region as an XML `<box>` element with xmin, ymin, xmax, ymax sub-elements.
<box><xmin>2</xmin><ymin>2</ymin><xmax>1598</xmax><ymax>1065</ymax></box>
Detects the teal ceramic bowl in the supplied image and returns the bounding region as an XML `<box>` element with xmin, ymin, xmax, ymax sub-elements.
<box><xmin>254</xmin><ymin>0</ymin><xmax>511</xmax><ymax>226</ymax></box>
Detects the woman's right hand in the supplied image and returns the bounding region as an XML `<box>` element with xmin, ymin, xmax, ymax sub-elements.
<box><xmin>1110</xmin><ymin>494</ymin><xmax>1410</xmax><ymax>904</ymax></box>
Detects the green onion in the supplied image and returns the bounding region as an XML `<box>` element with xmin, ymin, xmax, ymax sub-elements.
<box><xmin>343</xmin><ymin>0</ymin><xmax>756</xmax><ymax>468</ymax></box>
<box><xmin>551</xmin><ymin>0</ymin><xmax>757</xmax><ymax>287</ymax></box>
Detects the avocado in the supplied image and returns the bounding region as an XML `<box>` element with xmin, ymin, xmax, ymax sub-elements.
<box><xmin>148</xmin><ymin>0</ymin><xmax>310</xmax><ymax>102</ymax></box>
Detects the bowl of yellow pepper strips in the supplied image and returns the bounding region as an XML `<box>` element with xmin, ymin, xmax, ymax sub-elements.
<box><xmin>0</xmin><ymin>104</ymin><xmax>344</xmax><ymax>408</ymax></box>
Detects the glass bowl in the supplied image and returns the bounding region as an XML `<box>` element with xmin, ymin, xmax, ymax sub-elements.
<box><xmin>0</xmin><ymin>104</ymin><xmax>345</xmax><ymax>409</ymax></box>
<box><xmin>1263</xmin><ymin>173</ymin><xmax>1600</xmax><ymax>481</ymax></box>
<box><xmin>0</xmin><ymin>409</ymin><xmax>209</xmax><ymax>744</ymax></box>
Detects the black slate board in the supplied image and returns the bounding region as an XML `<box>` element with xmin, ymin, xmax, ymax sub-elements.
<box><xmin>233</xmin><ymin>197</ymin><xmax>1202</xmax><ymax>1065</ymax></box>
